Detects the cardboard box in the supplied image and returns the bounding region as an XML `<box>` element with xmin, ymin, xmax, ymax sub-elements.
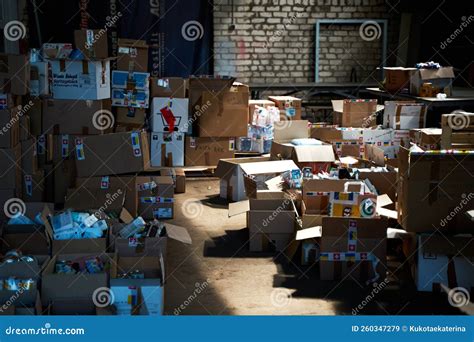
<box><xmin>22</xmin><ymin>171</ymin><xmax>45</xmax><ymax>202</ymax></box>
<box><xmin>414</xmin><ymin>234</ymin><xmax>474</xmax><ymax>292</ymax></box>
<box><xmin>24</xmin><ymin>98</ymin><xmax>42</xmax><ymax>136</ymax></box>
<box><xmin>42</xmin><ymin>43</ymin><xmax>73</xmax><ymax>59</ymax></box>
<box><xmin>185</xmin><ymin>136</ymin><xmax>235</xmax><ymax>167</ymax></box>
<box><xmin>302</xmin><ymin>179</ymin><xmax>349</xmax><ymax>215</ymax></box>
<box><xmin>53</xmin><ymin>159</ymin><xmax>76</xmax><ymax>204</ymax></box>
<box><xmin>384</xmin><ymin>102</ymin><xmax>426</xmax><ymax>130</ymax></box>
<box><xmin>160</xmin><ymin>168</ymin><xmax>186</xmax><ymax>194</ymax></box>
<box><xmin>0</xmin><ymin>106</ymin><xmax>20</xmax><ymax>148</ymax></box>
<box><xmin>20</xmin><ymin>138</ymin><xmax>38</xmax><ymax>174</ymax></box>
<box><xmin>30</xmin><ymin>61</ymin><xmax>50</xmax><ymax>96</ymax></box>
<box><xmin>331</xmin><ymin>99</ymin><xmax>380</xmax><ymax>127</ymax></box>
<box><xmin>136</xmin><ymin>176</ymin><xmax>174</xmax><ymax>220</ymax></box>
<box><xmin>19</xmin><ymin>114</ymin><xmax>30</xmax><ymax>141</ymax></box>
<box><xmin>74</xmin><ymin>29</ymin><xmax>109</xmax><ymax>60</ymax></box>
<box><xmin>41</xmin><ymin>253</ymin><xmax>113</xmax><ymax>307</ymax></box>
<box><xmin>248</xmin><ymin>99</ymin><xmax>276</xmax><ymax>124</ymax></box>
<box><xmin>383</xmin><ymin>67</ymin><xmax>416</xmax><ymax>93</ymax></box>
<box><xmin>188</xmin><ymin>76</ymin><xmax>235</xmax><ymax>115</ymax></box>
<box><xmin>49</xmin><ymin>58</ymin><xmax>111</xmax><ymax>100</ymax></box>
<box><xmin>248</xmin><ymin>193</ymin><xmax>296</xmax><ymax>252</ymax></box>
<box><xmin>199</xmin><ymin>83</ymin><xmax>249</xmax><ymax>137</ymax></box>
<box><xmin>64</xmin><ymin>186</ymin><xmax>125</xmax><ymax>214</ymax></box>
<box><xmin>0</xmin><ymin>145</ymin><xmax>21</xmax><ymax>190</ymax></box>
<box><xmin>410</xmin><ymin>128</ymin><xmax>442</xmax><ymax>150</ymax></box>
<box><xmin>410</xmin><ymin>66</ymin><xmax>454</xmax><ymax>96</ymax></box>
<box><xmin>35</xmin><ymin>134</ymin><xmax>53</xmax><ymax>168</ymax></box>
<box><xmin>398</xmin><ymin>147</ymin><xmax>474</xmax><ymax>233</ymax></box>
<box><xmin>215</xmin><ymin>157</ymin><xmax>299</xmax><ymax>202</ymax></box>
<box><xmin>117</xmin><ymin>39</ymin><xmax>149</xmax><ymax>72</ymax></box>
<box><xmin>151</xmin><ymin>97</ymin><xmax>189</xmax><ymax>133</ymax></box>
<box><xmin>42</xmin><ymin>99</ymin><xmax>112</xmax><ymax>135</ymax></box>
<box><xmin>111</xmin><ymin>88</ymin><xmax>150</xmax><ymax>109</ymax></box>
<box><xmin>268</xmin><ymin>96</ymin><xmax>302</xmax><ymax>120</ymax></box>
<box><xmin>150</xmin><ymin>132</ymin><xmax>184</xmax><ymax>167</ymax></box>
<box><xmin>150</xmin><ymin>77</ymin><xmax>187</xmax><ymax>98</ymax></box>
<box><xmin>116</xmin><ymin>107</ymin><xmax>146</xmax><ymax>127</ymax></box>
<box><xmin>0</xmin><ymin>54</ymin><xmax>30</xmax><ymax>95</ymax></box>
<box><xmin>75</xmin><ymin>131</ymin><xmax>150</xmax><ymax>177</ymax></box>
<box><xmin>320</xmin><ymin>217</ymin><xmax>387</xmax><ymax>282</ymax></box>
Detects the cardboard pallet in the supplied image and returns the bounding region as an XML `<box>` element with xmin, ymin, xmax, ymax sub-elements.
<box><xmin>440</xmin><ymin>112</ymin><xmax>474</xmax><ymax>149</ymax></box>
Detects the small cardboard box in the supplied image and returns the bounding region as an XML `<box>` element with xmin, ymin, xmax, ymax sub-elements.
<box><xmin>414</xmin><ymin>234</ymin><xmax>474</xmax><ymax>292</ymax></box>
<box><xmin>383</xmin><ymin>67</ymin><xmax>416</xmax><ymax>93</ymax></box>
<box><xmin>74</xmin><ymin>29</ymin><xmax>109</xmax><ymax>60</ymax></box>
<box><xmin>0</xmin><ymin>105</ymin><xmax>21</xmax><ymax>148</ymax></box>
<box><xmin>149</xmin><ymin>132</ymin><xmax>185</xmax><ymax>167</ymax></box>
<box><xmin>199</xmin><ymin>83</ymin><xmax>249</xmax><ymax>137</ymax></box>
<box><xmin>136</xmin><ymin>176</ymin><xmax>174</xmax><ymax>220</ymax></box>
<box><xmin>247</xmin><ymin>192</ymin><xmax>296</xmax><ymax>252</ymax></box>
<box><xmin>248</xmin><ymin>99</ymin><xmax>275</xmax><ymax>124</ymax></box>
<box><xmin>43</xmin><ymin>99</ymin><xmax>112</xmax><ymax>135</ymax></box>
<box><xmin>0</xmin><ymin>145</ymin><xmax>21</xmax><ymax>190</ymax></box>
<box><xmin>151</xmin><ymin>97</ymin><xmax>189</xmax><ymax>133</ymax></box>
<box><xmin>184</xmin><ymin>136</ymin><xmax>236</xmax><ymax>167</ymax></box>
<box><xmin>410</xmin><ymin>66</ymin><xmax>455</xmax><ymax>96</ymax></box>
<box><xmin>268</xmin><ymin>96</ymin><xmax>302</xmax><ymax>120</ymax></box>
<box><xmin>331</xmin><ymin>99</ymin><xmax>380</xmax><ymax>127</ymax></box>
<box><xmin>150</xmin><ymin>77</ymin><xmax>187</xmax><ymax>98</ymax></box>
<box><xmin>117</xmin><ymin>39</ymin><xmax>149</xmax><ymax>72</ymax></box>
<box><xmin>160</xmin><ymin>168</ymin><xmax>186</xmax><ymax>194</ymax></box>
<box><xmin>0</xmin><ymin>54</ymin><xmax>30</xmax><ymax>95</ymax></box>
<box><xmin>320</xmin><ymin>217</ymin><xmax>387</xmax><ymax>282</ymax></box>
<box><xmin>49</xmin><ymin>58</ymin><xmax>111</xmax><ymax>100</ymax></box>
<box><xmin>75</xmin><ymin>131</ymin><xmax>150</xmax><ymax>177</ymax></box>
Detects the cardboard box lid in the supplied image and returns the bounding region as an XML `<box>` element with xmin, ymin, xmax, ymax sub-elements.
<box><xmin>239</xmin><ymin>160</ymin><xmax>299</xmax><ymax>176</ymax></box>
<box><xmin>296</xmin><ymin>226</ymin><xmax>322</xmax><ymax>240</ymax></box>
<box><xmin>165</xmin><ymin>223</ymin><xmax>192</xmax><ymax>244</ymax></box>
<box><xmin>274</xmin><ymin>120</ymin><xmax>309</xmax><ymax>142</ymax></box>
<box><xmin>418</xmin><ymin>66</ymin><xmax>454</xmax><ymax>80</ymax></box>
<box><xmin>292</xmin><ymin>145</ymin><xmax>336</xmax><ymax>163</ymax></box>
<box><xmin>214</xmin><ymin>156</ymin><xmax>271</xmax><ymax>178</ymax></box>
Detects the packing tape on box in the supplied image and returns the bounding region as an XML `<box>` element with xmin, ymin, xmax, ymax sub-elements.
<box><xmin>136</xmin><ymin>181</ymin><xmax>157</xmax><ymax>192</ymax></box>
<box><xmin>100</xmin><ymin>176</ymin><xmax>110</xmax><ymax>189</ymax></box>
<box><xmin>61</xmin><ymin>134</ymin><xmax>69</xmax><ymax>158</ymax></box>
<box><xmin>75</xmin><ymin>138</ymin><xmax>85</xmax><ymax>160</ymax></box>
<box><xmin>140</xmin><ymin>196</ymin><xmax>174</xmax><ymax>204</ymax></box>
<box><xmin>24</xmin><ymin>175</ymin><xmax>33</xmax><ymax>196</ymax></box>
<box><xmin>130</xmin><ymin>132</ymin><xmax>142</xmax><ymax>157</ymax></box>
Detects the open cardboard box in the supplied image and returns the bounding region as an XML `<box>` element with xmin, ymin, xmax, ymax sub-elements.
<box><xmin>331</xmin><ymin>99</ymin><xmax>382</xmax><ymax>127</ymax></box>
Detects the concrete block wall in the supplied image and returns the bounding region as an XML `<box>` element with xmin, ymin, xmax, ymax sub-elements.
<box><xmin>213</xmin><ymin>0</ymin><xmax>400</xmax><ymax>84</ymax></box>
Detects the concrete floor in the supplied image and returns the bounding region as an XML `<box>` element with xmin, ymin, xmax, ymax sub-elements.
<box><xmin>164</xmin><ymin>178</ymin><xmax>459</xmax><ymax>315</ymax></box>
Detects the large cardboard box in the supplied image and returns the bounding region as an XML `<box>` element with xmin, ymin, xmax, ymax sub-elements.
<box><xmin>410</xmin><ymin>66</ymin><xmax>454</xmax><ymax>96</ymax></box>
<box><xmin>116</xmin><ymin>107</ymin><xmax>146</xmax><ymax>128</ymax></box>
<box><xmin>248</xmin><ymin>192</ymin><xmax>296</xmax><ymax>252</ymax></box>
<box><xmin>184</xmin><ymin>136</ymin><xmax>235</xmax><ymax>167</ymax></box>
<box><xmin>151</xmin><ymin>97</ymin><xmax>189</xmax><ymax>133</ymax></box>
<box><xmin>414</xmin><ymin>234</ymin><xmax>474</xmax><ymax>292</ymax></box>
<box><xmin>75</xmin><ymin>131</ymin><xmax>150</xmax><ymax>177</ymax></box>
<box><xmin>384</xmin><ymin>102</ymin><xmax>426</xmax><ymax>130</ymax></box>
<box><xmin>0</xmin><ymin>145</ymin><xmax>21</xmax><ymax>190</ymax></box>
<box><xmin>150</xmin><ymin>132</ymin><xmax>184</xmax><ymax>167</ymax></box>
<box><xmin>117</xmin><ymin>39</ymin><xmax>149</xmax><ymax>72</ymax></box>
<box><xmin>398</xmin><ymin>147</ymin><xmax>474</xmax><ymax>233</ymax></box>
<box><xmin>136</xmin><ymin>176</ymin><xmax>174</xmax><ymax>220</ymax></box>
<box><xmin>320</xmin><ymin>217</ymin><xmax>387</xmax><ymax>282</ymax></box>
<box><xmin>383</xmin><ymin>67</ymin><xmax>416</xmax><ymax>93</ymax></box>
<box><xmin>188</xmin><ymin>76</ymin><xmax>235</xmax><ymax>115</ymax></box>
<box><xmin>0</xmin><ymin>105</ymin><xmax>20</xmax><ymax>148</ymax></box>
<box><xmin>268</xmin><ymin>96</ymin><xmax>302</xmax><ymax>120</ymax></box>
<box><xmin>0</xmin><ymin>54</ymin><xmax>30</xmax><ymax>95</ymax></box>
<box><xmin>42</xmin><ymin>99</ymin><xmax>112</xmax><ymax>135</ymax></box>
<box><xmin>199</xmin><ymin>83</ymin><xmax>249</xmax><ymax>137</ymax></box>
<box><xmin>331</xmin><ymin>99</ymin><xmax>380</xmax><ymax>127</ymax></box>
<box><xmin>74</xmin><ymin>29</ymin><xmax>109</xmax><ymax>59</ymax></box>
<box><xmin>150</xmin><ymin>77</ymin><xmax>187</xmax><ymax>98</ymax></box>
<box><xmin>49</xmin><ymin>58</ymin><xmax>111</xmax><ymax>100</ymax></box>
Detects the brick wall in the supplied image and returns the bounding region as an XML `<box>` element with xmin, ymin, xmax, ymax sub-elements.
<box><xmin>213</xmin><ymin>0</ymin><xmax>400</xmax><ymax>84</ymax></box>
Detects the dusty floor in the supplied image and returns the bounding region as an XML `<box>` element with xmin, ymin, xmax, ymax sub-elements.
<box><xmin>164</xmin><ymin>178</ymin><xmax>459</xmax><ymax>315</ymax></box>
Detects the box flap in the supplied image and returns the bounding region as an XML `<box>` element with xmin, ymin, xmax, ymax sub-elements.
<box><xmin>274</xmin><ymin>120</ymin><xmax>308</xmax><ymax>142</ymax></box>
<box><xmin>165</xmin><ymin>223</ymin><xmax>192</xmax><ymax>244</ymax></box>
<box><xmin>293</xmin><ymin>145</ymin><xmax>336</xmax><ymax>163</ymax></box>
<box><xmin>239</xmin><ymin>160</ymin><xmax>299</xmax><ymax>175</ymax></box>
<box><xmin>214</xmin><ymin>156</ymin><xmax>270</xmax><ymax>179</ymax></box>
<box><xmin>228</xmin><ymin>200</ymin><xmax>249</xmax><ymax>217</ymax></box>
<box><xmin>296</xmin><ymin>226</ymin><xmax>322</xmax><ymax>240</ymax></box>
<box><xmin>331</xmin><ymin>100</ymin><xmax>344</xmax><ymax>114</ymax></box>
<box><xmin>119</xmin><ymin>208</ymin><xmax>134</xmax><ymax>224</ymax></box>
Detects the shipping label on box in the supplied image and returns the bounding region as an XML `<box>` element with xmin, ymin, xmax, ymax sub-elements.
<box><xmin>151</xmin><ymin>97</ymin><xmax>189</xmax><ymax>133</ymax></box>
<box><xmin>112</xmin><ymin>71</ymin><xmax>150</xmax><ymax>90</ymax></box>
<box><xmin>150</xmin><ymin>132</ymin><xmax>184</xmax><ymax>167</ymax></box>
<box><xmin>112</xmin><ymin>88</ymin><xmax>149</xmax><ymax>108</ymax></box>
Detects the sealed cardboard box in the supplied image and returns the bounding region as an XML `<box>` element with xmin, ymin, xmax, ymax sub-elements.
<box><xmin>49</xmin><ymin>58</ymin><xmax>111</xmax><ymax>100</ymax></box>
<box><xmin>383</xmin><ymin>67</ymin><xmax>416</xmax><ymax>93</ymax></box>
<box><xmin>188</xmin><ymin>76</ymin><xmax>235</xmax><ymax>114</ymax></box>
<box><xmin>75</xmin><ymin>131</ymin><xmax>150</xmax><ymax>177</ymax></box>
<box><xmin>150</xmin><ymin>77</ymin><xmax>187</xmax><ymax>98</ymax></box>
<box><xmin>384</xmin><ymin>103</ymin><xmax>426</xmax><ymax>130</ymax></box>
<box><xmin>331</xmin><ymin>99</ymin><xmax>381</xmax><ymax>127</ymax></box>
<box><xmin>199</xmin><ymin>83</ymin><xmax>249</xmax><ymax>137</ymax></box>
<box><xmin>160</xmin><ymin>168</ymin><xmax>186</xmax><ymax>194</ymax></box>
<box><xmin>0</xmin><ymin>54</ymin><xmax>30</xmax><ymax>95</ymax></box>
<box><xmin>0</xmin><ymin>105</ymin><xmax>20</xmax><ymax>148</ymax></box>
<box><xmin>320</xmin><ymin>217</ymin><xmax>387</xmax><ymax>282</ymax></box>
<box><xmin>398</xmin><ymin>147</ymin><xmax>474</xmax><ymax>233</ymax></box>
<box><xmin>74</xmin><ymin>29</ymin><xmax>109</xmax><ymax>59</ymax></box>
<box><xmin>268</xmin><ymin>96</ymin><xmax>302</xmax><ymax>120</ymax></box>
<box><xmin>410</xmin><ymin>66</ymin><xmax>454</xmax><ymax>96</ymax></box>
<box><xmin>116</xmin><ymin>107</ymin><xmax>146</xmax><ymax>127</ymax></box>
<box><xmin>136</xmin><ymin>176</ymin><xmax>174</xmax><ymax>220</ymax></box>
<box><xmin>0</xmin><ymin>145</ymin><xmax>21</xmax><ymax>190</ymax></box>
<box><xmin>150</xmin><ymin>132</ymin><xmax>185</xmax><ymax>167</ymax></box>
<box><xmin>410</xmin><ymin>128</ymin><xmax>442</xmax><ymax>150</ymax></box>
<box><xmin>117</xmin><ymin>39</ymin><xmax>149</xmax><ymax>72</ymax></box>
<box><xmin>151</xmin><ymin>97</ymin><xmax>189</xmax><ymax>133</ymax></box>
<box><xmin>185</xmin><ymin>136</ymin><xmax>235</xmax><ymax>167</ymax></box>
<box><xmin>382</xmin><ymin>101</ymin><xmax>415</xmax><ymax>128</ymax></box>
<box><xmin>43</xmin><ymin>99</ymin><xmax>112</xmax><ymax>135</ymax></box>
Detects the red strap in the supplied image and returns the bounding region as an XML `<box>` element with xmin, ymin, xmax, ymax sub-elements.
<box><xmin>160</xmin><ymin>106</ymin><xmax>176</xmax><ymax>132</ymax></box>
